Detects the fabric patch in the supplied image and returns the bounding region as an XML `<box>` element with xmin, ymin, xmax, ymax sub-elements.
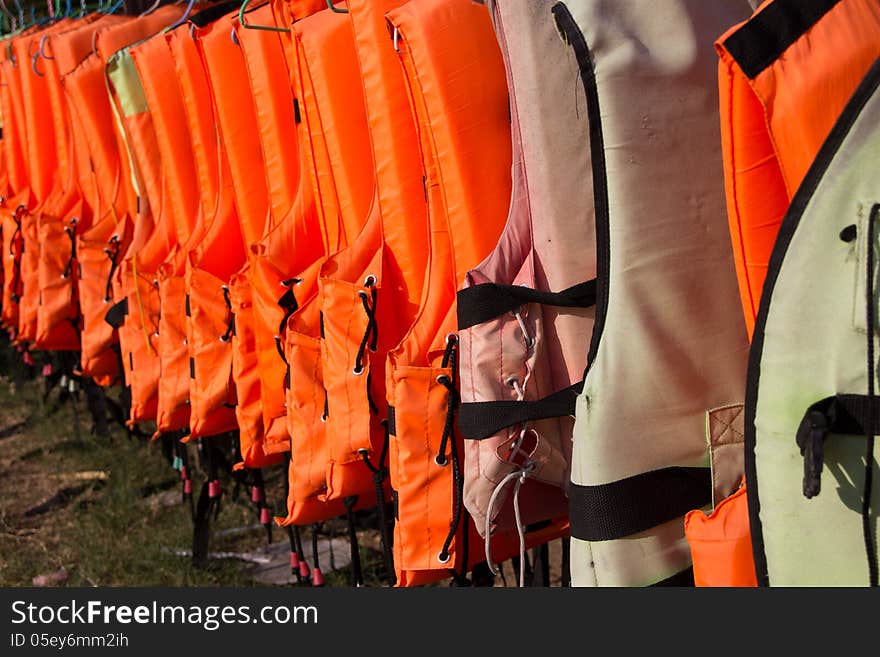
<box><xmin>706</xmin><ymin>403</ymin><xmax>745</xmax><ymax>507</ymax></box>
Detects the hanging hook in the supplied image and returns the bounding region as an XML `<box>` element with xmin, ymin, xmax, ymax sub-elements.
<box><xmin>90</xmin><ymin>26</ymin><xmax>99</xmax><ymax>57</ymax></box>
<box><xmin>238</xmin><ymin>0</ymin><xmax>290</xmax><ymax>33</ymax></box>
<box><xmin>0</xmin><ymin>0</ymin><xmax>16</xmax><ymax>33</ymax></box>
<box><xmin>166</xmin><ymin>0</ymin><xmax>196</xmax><ymax>31</ymax></box>
<box><xmin>138</xmin><ymin>0</ymin><xmax>160</xmax><ymax>18</ymax></box>
<box><xmin>39</xmin><ymin>34</ymin><xmax>53</xmax><ymax>59</ymax></box>
<box><xmin>103</xmin><ymin>0</ymin><xmax>124</xmax><ymax>14</ymax></box>
<box><xmin>31</xmin><ymin>50</ymin><xmax>43</xmax><ymax>76</ymax></box>
<box><xmin>12</xmin><ymin>0</ymin><xmax>24</xmax><ymax>29</ymax></box>
<box><xmin>326</xmin><ymin>0</ymin><xmax>348</xmax><ymax>13</ymax></box>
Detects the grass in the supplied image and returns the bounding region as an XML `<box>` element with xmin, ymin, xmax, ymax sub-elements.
<box><xmin>0</xmin><ymin>371</ymin><xmax>266</xmax><ymax>586</ymax></box>
<box><xmin>0</xmin><ymin>350</ymin><xmax>389</xmax><ymax>587</ymax></box>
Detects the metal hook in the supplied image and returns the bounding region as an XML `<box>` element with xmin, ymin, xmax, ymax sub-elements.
<box><xmin>166</xmin><ymin>0</ymin><xmax>196</xmax><ymax>31</ymax></box>
<box><xmin>31</xmin><ymin>50</ymin><xmax>43</xmax><ymax>77</ymax></box>
<box><xmin>326</xmin><ymin>0</ymin><xmax>348</xmax><ymax>13</ymax></box>
<box><xmin>230</xmin><ymin>25</ymin><xmax>239</xmax><ymax>45</ymax></box>
<box><xmin>138</xmin><ymin>0</ymin><xmax>160</xmax><ymax>17</ymax></box>
<box><xmin>393</xmin><ymin>25</ymin><xmax>400</xmax><ymax>53</ymax></box>
<box><xmin>104</xmin><ymin>0</ymin><xmax>124</xmax><ymax>15</ymax></box>
<box><xmin>238</xmin><ymin>0</ymin><xmax>291</xmax><ymax>33</ymax></box>
<box><xmin>39</xmin><ymin>34</ymin><xmax>54</xmax><ymax>60</ymax></box>
<box><xmin>0</xmin><ymin>0</ymin><xmax>16</xmax><ymax>33</ymax></box>
<box><xmin>12</xmin><ymin>0</ymin><xmax>24</xmax><ymax>28</ymax></box>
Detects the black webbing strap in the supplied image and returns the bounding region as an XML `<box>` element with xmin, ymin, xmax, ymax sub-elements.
<box><xmin>795</xmin><ymin>394</ymin><xmax>880</xmax><ymax>499</ymax></box>
<box><xmin>457</xmin><ymin>279</ymin><xmax>596</xmax><ymax>330</ymax></box>
<box><xmin>458</xmin><ymin>381</ymin><xmax>583</xmax><ymax>440</ymax></box>
<box><xmin>569</xmin><ymin>467</ymin><xmax>711</xmax><ymax>542</ymax></box>
<box><xmin>103</xmin><ymin>297</ymin><xmax>129</xmax><ymax>329</ymax></box>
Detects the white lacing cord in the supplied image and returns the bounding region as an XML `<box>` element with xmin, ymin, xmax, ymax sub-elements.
<box><xmin>512</xmin><ymin>307</ymin><xmax>535</xmax><ymax>351</ymax></box>
<box><xmin>508</xmin><ymin>376</ymin><xmax>525</xmax><ymax>401</ymax></box>
<box><xmin>486</xmin><ymin>306</ymin><xmax>536</xmax><ymax>587</ymax></box>
<box><xmin>484</xmin><ymin>461</ymin><xmax>535</xmax><ymax>587</ymax></box>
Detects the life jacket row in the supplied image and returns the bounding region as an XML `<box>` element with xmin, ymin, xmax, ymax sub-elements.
<box><xmin>0</xmin><ymin>0</ymin><xmax>877</xmax><ymax>587</ymax></box>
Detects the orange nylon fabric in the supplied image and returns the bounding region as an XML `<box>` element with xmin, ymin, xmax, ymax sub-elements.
<box><xmin>384</xmin><ymin>0</ymin><xmax>532</xmax><ymax>586</ymax></box>
<box><xmin>71</xmin><ymin>10</ymin><xmax>179</xmax><ymax>384</ymax></box>
<box><xmin>716</xmin><ymin>0</ymin><xmax>880</xmax><ymax>337</ymax></box>
<box><xmin>312</xmin><ymin>0</ymin><xmax>427</xmax><ymax>510</ymax></box>
<box><xmin>0</xmin><ymin>55</ymin><xmax>26</xmax><ymax>195</ymax></box>
<box><xmin>236</xmin><ymin>2</ymin><xmax>312</xmax><ymax>458</ymax></box>
<box><xmin>132</xmin><ymin>28</ymin><xmax>198</xmax><ymax>437</ymax></box>
<box><xmin>173</xmin><ymin>12</ymin><xmax>245</xmax><ymax>440</ymax></box>
<box><xmin>12</xmin><ymin>23</ymin><xmax>72</xmax><ymax>346</ymax></box>
<box><xmin>107</xmin><ymin>45</ymin><xmax>168</xmax><ymax>425</ymax></box>
<box><xmin>1</xmin><ymin>194</ymin><xmax>28</xmax><ymax>335</ymax></box>
<box><xmin>134</xmin><ymin>19</ymin><xmax>240</xmax><ymax>440</ymax></box>
<box><xmin>197</xmin><ymin>7</ymin><xmax>274</xmax><ymax>463</ymax></box>
<box><xmin>228</xmin><ymin>265</ymin><xmax>284</xmax><ymax>469</ymax></box>
<box><xmin>278</xmin><ymin>1</ymin><xmax>376</xmax><ymax>525</ymax></box>
<box><xmin>35</xmin><ymin>18</ymin><xmax>111</xmax><ymax>353</ymax></box>
<box><xmin>0</xmin><ymin>45</ymin><xmax>30</xmax><ymax>333</ymax></box>
<box><xmin>685</xmin><ymin>481</ymin><xmax>757</xmax><ymax>587</ymax></box>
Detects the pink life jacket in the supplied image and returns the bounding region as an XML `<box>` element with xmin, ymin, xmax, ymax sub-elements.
<box><xmin>456</xmin><ymin>0</ymin><xmax>596</xmax><ymax>542</ymax></box>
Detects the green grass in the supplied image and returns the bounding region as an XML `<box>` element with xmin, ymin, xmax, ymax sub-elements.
<box><xmin>0</xmin><ymin>358</ymin><xmax>392</xmax><ymax>588</ymax></box>
<box><xmin>0</xmin><ymin>372</ymin><xmax>271</xmax><ymax>587</ymax></box>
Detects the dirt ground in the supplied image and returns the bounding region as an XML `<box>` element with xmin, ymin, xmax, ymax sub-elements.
<box><xmin>0</xmin><ymin>362</ymin><xmax>566</xmax><ymax>588</ymax></box>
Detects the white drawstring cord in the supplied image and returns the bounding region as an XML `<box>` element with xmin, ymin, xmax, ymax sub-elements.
<box><xmin>484</xmin><ymin>461</ymin><xmax>535</xmax><ymax>587</ymax></box>
<box><xmin>512</xmin><ymin>308</ymin><xmax>535</xmax><ymax>351</ymax></box>
<box><xmin>513</xmin><ymin>469</ymin><xmax>527</xmax><ymax>588</ymax></box>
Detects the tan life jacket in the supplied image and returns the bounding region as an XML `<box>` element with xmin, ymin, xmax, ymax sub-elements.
<box><xmin>557</xmin><ymin>0</ymin><xmax>752</xmax><ymax>586</ymax></box>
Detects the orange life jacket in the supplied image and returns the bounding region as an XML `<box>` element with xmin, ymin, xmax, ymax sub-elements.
<box><xmin>0</xmin><ymin>47</ymin><xmax>28</xmax><ymax>332</ymax></box>
<box><xmin>277</xmin><ymin>0</ymin><xmax>376</xmax><ymax>527</ymax></box>
<box><xmin>34</xmin><ymin>17</ymin><xmax>108</xmax><ymax>354</ymax></box>
<box><xmin>106</xmin><ymin>39</ymin><xmax>170</xmax><ymax>425</ymax></box>
<box><xmin>73</xmin><ymin>10</ymin><xmax>180</xmax><ymax>386</ymax></box>
<box><xmin>163</xmin><ymin>3</ymin><xmax>246</xmax><ymax>441</ymax></box>
<box><xmin>310</xmin><ymin>0</ymin><xmax>426</xmax><ymax>527</ymax></box>
<box><xmin>236</xmin><ymin>2</ymin><xmax>310</xmax><ymax>457</ymax></box>
<box><xmin>196</xmin><ymin>6</ymin><xmax>275</xmax><ymax>455</ymax></box>
<box><xmin>12</xmin><ymin>21</ymin><xmax>76</xmax><ymax>346</ymax></box>
<box><xmin>718</xmin><ymin>0</ymin><xmax>880</xmax><ymax>338</ymax></box>
<box><xmin>130</xmin><ymin>27</ymin><xmax>202</xmax><ymax>438</ymax></box>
